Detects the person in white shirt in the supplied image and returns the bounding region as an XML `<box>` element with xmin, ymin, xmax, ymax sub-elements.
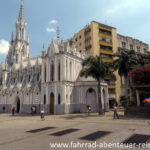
<box><xmin>40</xmin><ymin>108</ymin><xmax>45</xmax><ymax>121</ymax></box>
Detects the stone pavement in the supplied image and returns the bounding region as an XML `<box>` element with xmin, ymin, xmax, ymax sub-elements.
<box><xmin>0</xmin><ymin>112</ymin><xmax>149</xmax><ymax>150</ymax></box>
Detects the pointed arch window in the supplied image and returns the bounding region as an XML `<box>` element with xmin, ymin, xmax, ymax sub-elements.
<box><xmin>58</xmin><ymin>61</ymin><xmax>61</xmax><ymax>81</ymax></box>
<box><xmin>58</xmin><ymin>94</ymin><xmax>61</xmax><ymax>104</ymax></box>
<box><xmin>51</xmin><ymin>61</ymin><xmax>54</xmax><ymax>81</ymax></box>
<box><xmin>22</xmin><ymin>46</ymin><xmax>25</xmax><ymax>55</ymax></box>
<box><xmin>22</xmin><ymin>28</ymin><xmax>24</xmax><ymax>39</ymax></box>
<box><xmin>44</xmin><ymin>94</ymin><xmax>46</xmax><ymax>104</ymax></box>
<box><xmin>45</xmin><ymin>65</ymin><xmax>46</xmax><ymax>82</ymax></box>
<box><xmin>70</xmin><ymin>61</ymin><xmax>72</xmax><ymax>81</ymax></box>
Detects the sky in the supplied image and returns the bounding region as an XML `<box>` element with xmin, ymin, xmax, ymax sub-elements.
<box><xmin>0</xmin><ymin>0</ymin><xmax>150</xmax><ymax>62</ymax></box>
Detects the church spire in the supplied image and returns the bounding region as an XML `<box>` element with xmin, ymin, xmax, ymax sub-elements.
<box><xmin>18</xmin><ymin>0</ymin><xmax>24</xmax><ymax>22</ymax></box>
<box><xmin>6</xmin><ymin>0</ymin><xmax>30</xmax><ymax>66</ymax></box>
<box><xmin>56</xmin><ymin>27</ymin><xmax>60</xmax><ymax>41</ymax></box>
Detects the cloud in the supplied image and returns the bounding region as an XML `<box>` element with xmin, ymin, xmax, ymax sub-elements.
<box><xmin>49</xmin><ymin>20</ymin><xmax>58</xmax><ymax>24</ymax></box>
<box><xmin>46</xmin><ymin>27</ymin><xmax>56</xmax><ymax>33</ymax></box>
<box><xmin>0</xmin><ymin>40</ymin><xmax>9</xmax><ymax>55</ymax></box>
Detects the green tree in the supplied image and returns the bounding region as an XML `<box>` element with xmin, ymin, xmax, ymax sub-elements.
<box><xmin>113</xmin><ymin>50</ymin><xmax>138</xmax><ymax>77</ymax></box>
<box><xmin>113</xmin><ymin>49</ymin><xmax>139</xmax><ymax>104</ymax></box>
<box><xmin>140</xmin><ymin>51</ymin><xmax>150</xmax><ymax>65</ymax></box>
<box><xmin>80</xmin><ymin>55</ymin><xmax>115</xmax><ymax>115</ymax></box>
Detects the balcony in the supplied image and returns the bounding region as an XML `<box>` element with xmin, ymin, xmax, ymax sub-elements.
<box><xmin>100</xmin><ymin>40</ymin><xmax>112</xmax><ymax>47</ymax></box>
<box><xmin>99</xmin><ymin>33</ymin><xmax>112</xmax><ymax>39</ymax></box>
<box><xmin>100</xmin><ymin>49</ymin><xmax>113</xmax><ymax>55</ymax></box>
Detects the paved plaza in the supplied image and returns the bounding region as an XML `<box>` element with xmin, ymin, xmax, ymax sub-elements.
<box><xmin>0</xmin><ymin>112</ymin><xmax>150</xmax><ymax>150</ymax></box>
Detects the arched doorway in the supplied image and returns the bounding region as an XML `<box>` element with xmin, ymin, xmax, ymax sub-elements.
<box><xmin>86</xmin><ymin>88</ymin><xmax>97</xmax><ymax>112</ymax></box>
<box><xmin>50</xmin><ymin>93</ymin><xmax>54</xmax><ymax>114</ymax></box>
<box><xmin>16</xmin><ymin>97</ymin><xmax>20</xmax><ymax>113</ymax></box>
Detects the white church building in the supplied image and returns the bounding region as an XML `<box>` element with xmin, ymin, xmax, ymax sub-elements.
<box><xmin>0</xmin><ymin>1</ymin><xmax>109</xmax><ymax>114</ymax></box>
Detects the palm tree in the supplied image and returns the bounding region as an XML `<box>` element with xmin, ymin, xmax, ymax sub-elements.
<box><xmin>80</xmin><ymin>55</ymin><xmax>115</xmax><ymax>115</ymax></box>
<box><xmin>113</xmin><ymin>49</ymin><xmax>138</xmax><ymax>77</ymax></box>
<box><xmin>113</xmin><ymin>49</ymin><xmax>139</xmax><ymax>103</ymax></box>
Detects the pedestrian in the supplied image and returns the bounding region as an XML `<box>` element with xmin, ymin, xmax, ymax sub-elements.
<box><xmin>31</xmin><ymin>106</ymin><xmax>36</xmax><ymax>115</ymax></box>
<box><xmin>87</xmin><ymin>105</ymin><xmax>91</xmax><ymax>116</ymax></box>
<box><xmin>113</xmin><ymin>105</ymin><xmax>119</xmax><ymax>119</ymax></box>
<box><xmin>2</xmin><ymin>106</ymin><xmax>5</xmax><ymax>113</ymax></box>
<box><xmin>12</xmin><ymin>107</ymin><xmax>15</xmax><ymax>116</ymax></box>
<box><xmin>40</xmin><ymin>108</ymin><xmax>45</xmax><ymax>121</ymax></box>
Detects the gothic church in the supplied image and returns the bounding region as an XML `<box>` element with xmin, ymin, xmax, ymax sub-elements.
<box><xmin>0</xmin><ymin>1</ymin><xmax>109</xmax><ymax>114</ymax></box>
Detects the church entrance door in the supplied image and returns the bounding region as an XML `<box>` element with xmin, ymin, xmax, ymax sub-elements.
<box><xmin>16</xmin><ymin>97</ymin><xmax>20</xmax><ymax>113</ymax></box>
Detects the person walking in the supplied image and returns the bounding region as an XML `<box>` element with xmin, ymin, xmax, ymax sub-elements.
<box><xmin>87</xmin><ymin>105</ymin><xmax>91</xmax><ymax>116</ymax></box>
<box><xmin>113</xmin><ymin>105</ymin><xmax>119</xmax><ymax>119</ymax></box>
<box><xmin>12</xmin><ymin>107</ymin><xmax>15</xmax><ymax>116</ymax></box>
<box><xmin>40</xmin><ymin>108</ymin><xmax>45</xmax><ymax>121</ymax></box>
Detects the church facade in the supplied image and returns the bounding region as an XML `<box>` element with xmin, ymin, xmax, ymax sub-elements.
<box><xmin>0</xmin><ymin>2</ymin><xmax>109</xmax><ymax>114</ymax></box>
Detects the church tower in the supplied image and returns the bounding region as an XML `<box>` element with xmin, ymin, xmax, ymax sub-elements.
<box><xmin>7</xmin><ymin>0</ymin><xmax>30</xmax><ymax>66</ymax></box>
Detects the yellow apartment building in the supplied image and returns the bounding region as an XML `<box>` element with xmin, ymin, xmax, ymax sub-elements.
<box><xmin>72</xmin><ymin>21</ymin><xmax>149</xmax><ymax>107</ymax></box>
<box><xmin>72</xmin><ymin>21</ymin><xmax>121</xmax><ymax>107</ymax></box>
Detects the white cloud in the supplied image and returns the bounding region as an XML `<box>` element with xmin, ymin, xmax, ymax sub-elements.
<box><xmin>49</xmin><ymin>19</ymin><xmax>58</xmax><ymax>24</ymax></box>
<box><xmin>0</xmin><ymin>40</ymin><xmax>9</xmax><ymax>55</ymax></box>
<box><xmin>46</xmin><ymin>27</ymin><xmax>56</xmax><ymax>33</ymax></box>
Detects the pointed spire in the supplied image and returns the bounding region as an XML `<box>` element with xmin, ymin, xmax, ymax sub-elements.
<box><xmin>56</xmin><ymin>27</ymin><xmax>60</xmax><ymax>41</ymax></box>
<box><xmin>42</xmin><ymin>43</ymin><xmax>46</xmax><ymax>57</ymax></box>
<box><xmin>18</xmin><ymin>0</ymin><xmax>24</xmax><ymax>22</ymax></box>
<box><xmin>43</xmin><ymin>43</ymin><xmax>45</xmax><ymax>49</ymax></box>
<box><xmin>11</xmin><ymin>32</ymin><xmax>14</xmax><ymax>41</ymax></box>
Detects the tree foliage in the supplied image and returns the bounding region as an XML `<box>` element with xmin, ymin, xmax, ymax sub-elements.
<box><xmin>129</xmin><ymin>66</ymin><xmax>150</xmax><ymax>85</ymax></box>
<box><xmin>113</xmin><ymin>49</ymin><xmax>139</xmax><ymax>77</ymax></box>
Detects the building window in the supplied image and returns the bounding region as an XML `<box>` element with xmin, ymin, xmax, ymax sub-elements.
<box><xmin>100</xmin><ymin>45</ymin><xmax>112</xmax><ymax>51</ymax></box>
<box><xmin>137</xmin><ymin>46</ymin><xmax>140</xmax><ymax>53</ymax></box>
<box><xmin>44</xmin><ymin>94</ymin><xmax>46</xmax><ymax>104</ymax></box>
<box><xmin>122</xmin><ymin>42</ymin><xmax>126</xmax><ymax>49</ymax></box>
<box><xmin>130</xmin><ymin>44</ymin><xmax>134</xmax><ymax>50</ymax></box>
<box><xmin>143</xmin><ymin>48</ymin><xmax>147</xmax><ymax>53</ymax></box>
<box><xmin>99</xmin><ymin>29</ymin><xmax>111</xmax><ymax>35</ymax></box>
<box><xmin>85</xmin><ymin>45</ymin><xmax>92</xmax><ymax>50</ymax></box>
<box><xmin>58</xmin><ymin>94</ymin><xmax>61</xmax><ymax>104</ymax></box>
<box><xmin>45</xmin><ymin>65</ymin><xmax>46</xmax><ymax>82</ymax></box>
<box><xmin>58</xmin><ymin>62</ymin><xmax>61</xmax><ymax>81</ymax></box>
<box><xmin>51</xmin><ymin>62</ymin><xmax>54</xmax><ymax>81</ymax></box>
<box><xmin>70</xmin><ymin>62</ymin><xmax>72</xmax><ymax>81</ymax></box>
<box><xmin>85</xmin><ymin>37</ymin><xmax>91</xmax><ymax>43</ymax></box>
<box><xmin>79</xmin><ymin>35</ymin><xmax>82</xmax><ymax>39</ymax></box>
<box><xmin>75</xmin><ymin>38</ymin><xmax>77</xmax><ymax>42</ymax></box>
<box><xmin>100</xmin><ymin>37</ymin><xmax>112</xmax><ymax>43</ymax></box>
<box><xmin>22</xmin><ymin>46</ymin><xmax>25</xmax><ymax>55</ymax></box>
